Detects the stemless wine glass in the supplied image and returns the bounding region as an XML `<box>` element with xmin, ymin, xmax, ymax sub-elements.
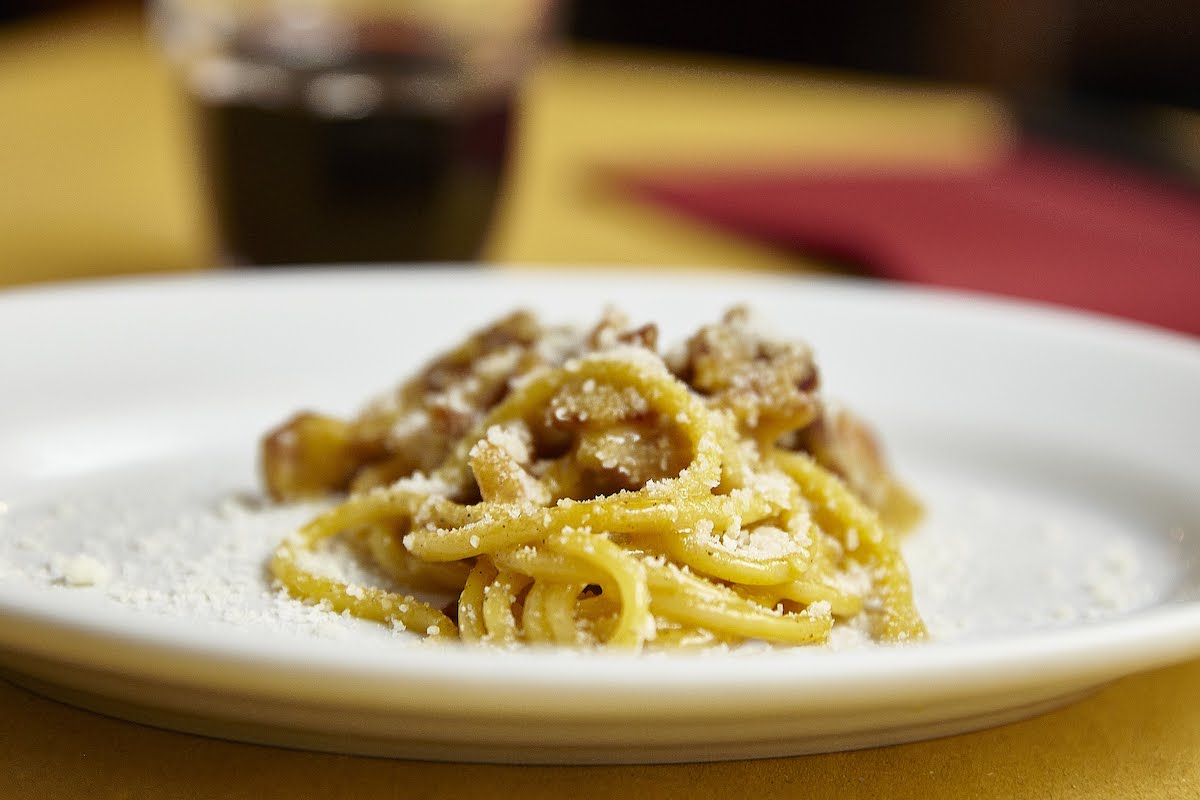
<box><xmin>154</xmin><ymin>0</ymin><xmax>556</xmax><ymax>265</ymax></box>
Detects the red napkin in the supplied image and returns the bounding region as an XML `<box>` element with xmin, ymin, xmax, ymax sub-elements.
<box><xmin>622</xmin><ymin>145</ymin><xmax>1200</xmax><ymax>336</ymax></box>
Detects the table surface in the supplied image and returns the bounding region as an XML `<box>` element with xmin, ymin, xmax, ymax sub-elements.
<box><xmin>1</xmin><ymin>6</ymin><xmax>1198</xmax><ymax>799</ymax></box>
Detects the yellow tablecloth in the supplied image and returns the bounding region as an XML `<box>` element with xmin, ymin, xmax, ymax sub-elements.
<box><xmin>2</xmin><ymin>7</ymin><xmax>1198</xmax><ymax>798</ymax></box>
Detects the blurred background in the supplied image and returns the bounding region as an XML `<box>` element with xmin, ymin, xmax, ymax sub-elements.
<box><xmin>0</xmin><ymin>0</ymin><xmax>1197</xmax><ymax>330</ymax></box>
<box><xmin>573</xmin><ymin>0</ymin><xmax>1200</xmax><ymax>167</ymax></box>
<box><xmin>8</xmin><ymin>0</ymin><xmax>1199</xmax><ymax>107</ymax></box>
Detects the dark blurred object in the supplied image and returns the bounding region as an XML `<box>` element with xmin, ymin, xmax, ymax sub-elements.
<box><xmin>570</xmin><ymin>2</ymin><xmax>925</xmax><ymax>76</ymax></box>
<box><xmin>1018</xmin><ymin>99</ymin><xmax>1200</xmax><ymax>193</ymax></box>
<box><xmin>569</xmin><ymin>1</ymin><xmax>1199</xmax><ymax>109</ymax></box>
<box><xmin>0</xmin><ymin>0</ymin><xmax>78</xmax><ymax>23</ymax></box>
<box><xmin>1064</xmin><ymin>0</ymin><xmax>1200</xmax><ymax>109</ymax></box>
<box><xmin>924</xmin><ymin>1</ymin><xmax>1199</xmax><ymax>179</ymax></box>
<box><xmin>0</xmin><ymin>0</ymin><xmax>141</xmax><ymax>24</ymax></box>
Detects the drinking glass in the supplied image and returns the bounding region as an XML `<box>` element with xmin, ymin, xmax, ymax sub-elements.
<box><xmin>154</xmin><ymin>0</ymin><xmax>556</xmax><ymax>265</ymax></box>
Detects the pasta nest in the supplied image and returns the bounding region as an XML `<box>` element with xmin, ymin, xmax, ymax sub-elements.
<box><xmin>270</xmin><ymin>348</ymin><xmax>924</xmax><ymax>650</ymax></box>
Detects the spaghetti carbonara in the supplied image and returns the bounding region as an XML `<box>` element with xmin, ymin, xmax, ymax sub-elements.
<box><xmin>261</xmin><ymin>308</ymin><xmax>925</xmax><ymax>649</ymax></box>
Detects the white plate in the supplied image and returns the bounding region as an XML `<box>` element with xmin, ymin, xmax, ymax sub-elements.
<box><xmin>0</xmin><ymin>267</ymin><xmax>1197</xmax><ymax>764</ymax></box>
